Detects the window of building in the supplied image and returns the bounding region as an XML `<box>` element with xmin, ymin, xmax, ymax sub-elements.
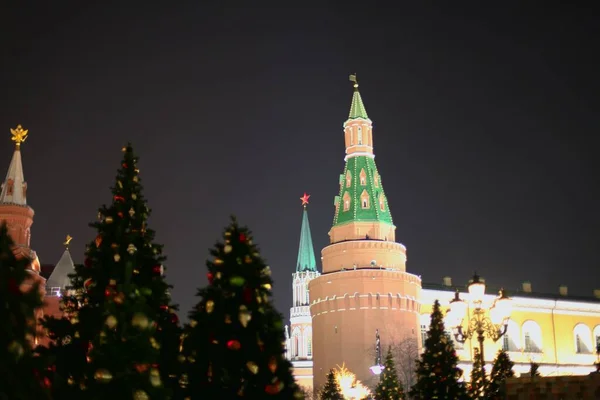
<box><xmin>361</xmin><ymin>190</ymin><xmax>369</xmax><ymax>209</ymax></box>
<box><xmin>594</xmin><ymin>325</ymin><xmax>600</xmax><ymax>353</ymax></box>
<box><xmin>374</xmin><ymin>173</ymin><xmax>379</xmax><ymax>187</ymax></box>
<box><xmin>360</xmin><ymin>169</ymin><xmax>367</xmax><ymax>186</ymax></box>
<box><xmin>522</xmin><ymin>320</ymin><xmax>542</xmax><ymax>353</ymax></box>
<box><xmin>307</xmin><ymin>338</ymin><xmax>312</xmax><ymax>357</ymax></box>
<box><xmin>379</xmin><ymin>194</ymin><xmax>385</xmax><ymax>211</ymax></box>
<box><xmin>346</xmin><ymin>171</ymin><xmax>352</xmax><ymax>188</ymax></box>
<box><xmin>420</xmin><ymin>324</ymin><xmax>427</xmax><ymax>347</ymax></box>
<box><xmin>343</xmin><ymin>192</ymin><xmax>351</xmax><ymax>212</ymax></box>
<box><xmin>502</xmin><ymin>334</ymin><xmax>510</xmax><ymax>351</ymax></box>
<box><xmin>6</xmin><ymin>178</ymin><xmax>13</xmax><ymax>196</ymax></box>
<box><xmin>357</xmin><ymin>126</ymin><xmax>363</xmax><ymax>144</ymax></box>
<box><xmin>574</xmin><ymin>323</ymin><xmax>593</xmax><ymax>354</ymax></box>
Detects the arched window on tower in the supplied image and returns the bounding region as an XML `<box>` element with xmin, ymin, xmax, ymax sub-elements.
<box><xmin>306</xmin><ymin>327</ymin><xmax>313</xmax><ymax>358</ymax></box>
<box><xmin>374</xmin><ymin>173</ymin><xmax>379</xmax><ymax>188</ymax></box>
<box><xmin>360</xmin><ymin>190</ymin><xmax>369</xmax><ymax>209</ymax></box>
<box><xmin>360</xmin><ymin>169</ymin><xmax>367</xmax><ymax>186</ymax></box>
<box><xmin>346</xmin><ymin>171</ymin><xmax>352</xmax><ymax>188</ymax></box>
<box><xmin>379</xmin><ymin>193</ymin><xmax>385</xmax><ymax>211</ymax></box>
<box><xmin>420</xmin><ymin>313</ymin><xmax>431</xmax><ymax>351</ymax></box>
<box><xmin>349</xmin><ymin>128</ymin><xmax>354</xmax><ymax>145</ymax></box>
<box><xmin>357</xmin><ymin>126</ymin><xmax>363</xmax><ymax>144</ymax></box>
<box><xmin>6</xmin><ymin>178</ymin><xmax>14</xmax><ymax>196</ymax></box>
<box><xmin>292</xmin><ymin>328</ymin><xmax>300</xmax><ymax>358</ymax></box>
<box><xmin>343</xmin><ymin>192</ymin><xmax>351</xmax><ymax>212</ymax></box>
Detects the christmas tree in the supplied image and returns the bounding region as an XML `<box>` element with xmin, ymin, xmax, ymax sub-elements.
<box><xmin>39</xmin><ymin>144</ymin><xmax>181</xmax><ymax>399</ymax></box>
<box><xmin>0</xmin><ymin>224</ymin><xmax>49</xmax><ymax>399</ymax></box>
<box><xmin>374</xmin><ymin>346</ymin><xmax>405</xmax><ymax>400</ymax></box>
<box><xmin>320</xmin><ymin>369</ymin><xmax>343</xmax><ymax>400</ymax></box>
<box><xmin>182</xmin><ymin>217</ymin><xmax>302</xmax><ymax>399</ymax></box>
<box><xmin>487</xmin><ymin>350</ymin><xmax>514</xmax><ymax>400</ymax></box>
<box><xmin>409</xmin><ymin>300</ymin><xmax>469</xmax><ymax>400</ymax></box>
<box><xmin>468</xmin><ymin>347</ymin><xmax>486</xmax><ymax>399</ymax></box>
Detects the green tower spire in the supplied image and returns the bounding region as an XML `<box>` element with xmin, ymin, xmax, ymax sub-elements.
<box><xmin>348</xmin><ymin>74</ymin><xmax>370</xmax><ymax>120</ymax></box>
<box><xmin>330</xmin><ymin>76</ymin><xmax>394</xmax><ymax>242</ymax></box>
<box><xmin>296</xmin><ymin>193</ymin><xmax>317</xmax><ymax>272</ymax></box>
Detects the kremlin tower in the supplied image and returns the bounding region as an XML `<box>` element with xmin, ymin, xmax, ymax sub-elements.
<box><xmin>285</xmin><ymin>193</ymin><xmax>320</xmax><ymax>391</ymax></box>
<box><xmin>308</xmin><ymin>77</ymin><xmax>422</xmax><ymax>389</ymax></box>
<box><xmin>0</xmin><ymin>125</ymin><xmax>46</xmax><ymax>341</ymax></box>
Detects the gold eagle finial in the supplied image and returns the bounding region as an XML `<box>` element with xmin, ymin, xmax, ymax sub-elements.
<box><xmin>10</xmin><ymin>125</ymin><xmax>28</xmax><ymax>148</ymax></box>
<box><xmin>64</xmin><ymin>235</ymin><xmax>73</xmax><ymax>249</ymax></box>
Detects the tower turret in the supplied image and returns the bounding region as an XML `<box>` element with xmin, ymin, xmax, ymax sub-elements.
<box><xmin>0</xmin><ymin>125</ymin><xmax>40</xmax><ymax>271</ymax></box>
<box><xmin>309</xmin><ymin>77</ymin><xmax>422</xmax><ymax>390</ymax></box>
<box><xmin>46</xmin><ymin>235</ymin><xmax>76</xmax><ymax>296</ymax></box>
<box><xmin>330</xmin><ymin>75</ymin><xmax>395</xmax><ymax>245</ymax></box>
<box><xmin>286</xmin><ymin>193</ymin><xmax>320</xmax><ymax>392</ymax></box>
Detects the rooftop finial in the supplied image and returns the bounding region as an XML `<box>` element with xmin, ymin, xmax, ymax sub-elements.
<box><xmin>300</xmin><ymin>193</ymin><xmax>310</xmax><ymax>208</ymax></box>
<box><xmin>349</xmin><ymin>73</ymin><xmax>359</xmax><ymax>89</ymax></box>
<box><xmin>64</xmin><ymin>234</ymin><xmax>73</xmax><ymax>249</ymax></box>
<box><xmin>10</xmin><ymin>125</ymin><xmax>28</xmax><ymax>148</ymax></box>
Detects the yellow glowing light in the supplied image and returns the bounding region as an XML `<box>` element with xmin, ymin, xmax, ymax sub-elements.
<box><xmin>333</xmin><ymin>363</ymin><xmax>371</xmax><ymax>400</ymax></box>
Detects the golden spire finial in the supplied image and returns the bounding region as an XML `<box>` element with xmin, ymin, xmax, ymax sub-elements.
<box><xmin>349</xmin><ymin>73</ymin><xmax>359</xmax><ymax>89</ymax></box>
<box><xmin>10</xmin><ymin>125</ymin><xmax>28</xmax><ymax>148</ymax></box>
<box><xmin>64</xmin><ymin>235</ymin><xmax>73</xmax><ymax>249</ymax></box>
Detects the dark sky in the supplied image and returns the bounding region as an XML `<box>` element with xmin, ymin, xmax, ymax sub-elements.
<box><xmin>1</xmin><ymin>2</ymin><xmax>599</xmax><ymax>320</ymax></box>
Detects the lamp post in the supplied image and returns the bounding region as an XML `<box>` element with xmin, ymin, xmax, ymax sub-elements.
<box><xmin>369</xmin><ymin>329</ymin><xmax>384</xmax><ymax>376</ymax></box>
<box><xmin>446</xmin><ymin>274</ymin><xmax>513</xmax><ymax>377</ymax></box>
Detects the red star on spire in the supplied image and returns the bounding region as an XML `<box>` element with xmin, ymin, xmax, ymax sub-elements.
<box><xmin>300</xmin><ymin>193</ymin><xmax>310</xmax><ymax>206</ymax></box>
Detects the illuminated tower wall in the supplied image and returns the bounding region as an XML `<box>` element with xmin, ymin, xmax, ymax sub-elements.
<box><xmin>309</xmin><ymin>79</ymin><xmax>422</xmax><ymax>390</ymax></box>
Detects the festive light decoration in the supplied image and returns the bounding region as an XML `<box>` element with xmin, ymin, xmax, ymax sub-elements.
<box><xmin>333</xmin><ymin>364</ymin><xmax>371</xmax><ymax>399</ymax></box>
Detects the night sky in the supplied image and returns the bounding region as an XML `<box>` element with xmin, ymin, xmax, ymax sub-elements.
<box><xmin>1</xmin><ymin>3</ymin><xmax>599</xmax><ymax>320</ymax></box>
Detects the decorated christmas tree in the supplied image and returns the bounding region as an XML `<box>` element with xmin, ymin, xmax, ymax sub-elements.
<box><xmin>39</xmin><ymin>144</ymin><xmax>181</xmax><ymax>399</ymax></box>
<box><xmin>0</xmin><ymin>224</ymin><xmax>50</xmax><ymax>399</ymax></box>
<box><xmin>468</xmin><ymin>347</ymin><xmax>486</xmax><ymax>399</ymax></box>
<box><xmin>320</xmin><ymin>369</ymin><xmax>343</xmax><ymax>400</ymax></box>
<box><xmin>374</xmin><ymin>346</ymin><xmax>405</xmax><ymax>400</ymax></box>
<box><xmin>487</xmin><ymin>350</ymin><xmax>514</xmax><ymax>400</ymax></box>
<box><xmin>182</xmin><ymin>217</ymin><xmax>301</xmax><ymax>399</ymax></box>
<box><xmin>409</xmin><ymin>300</ymin><xmax>469</xmax><ymax>400</ymax></box>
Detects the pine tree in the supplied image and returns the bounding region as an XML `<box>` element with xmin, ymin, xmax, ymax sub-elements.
<box><xmin>409</xmin><ymin>300</ymin><xmax>469</xmax><ymax>400</ymax></box>
<box><xmin>320</xmin><ymin>369</ymin><xmax>343</xmax><ymax>400</ymax></box>
<box><xmin>0</xmin><ymin>224</ymin><xmax>50</xmax><ymax>399</ymax></box>
<box><xmin>374</xmin><ymin>346</ymin><xmax>405</xmax><ymax>400</ymax></box>
<box><xmin>39</xmin><ymin>144</ymin><xmax>181</xmax><ymax>399</ymax></box>
<box><xmin>486</xmin><ymin>350</ymin><xmax>514</xmax><ymax>400</ymax></box>
<box><xmin>183</xmin><ymin>217</ymin><xmax>302</xmax><ymax>399</ymax></box>
<box><xmin>468</xmin><ymin>347</ymin><xmax>486</xmax><ymax>399</ymax></box>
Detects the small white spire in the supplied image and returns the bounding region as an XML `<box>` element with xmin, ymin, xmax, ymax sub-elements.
<box><xmin>47</xmin><ymin>237</ymin><xmax>75</xmax><ymax>292</ymax></box>
<box><xmin>0</xmin><ymin>125</ymin><xmax>29</xmax><ymax>205</ymax></box>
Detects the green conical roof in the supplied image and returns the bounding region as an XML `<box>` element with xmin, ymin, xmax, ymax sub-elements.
<box><xmin>296</xmin><ymin>206</ymin><xmax>317</xmax><ymax>272</ymax></box>
<box><xmin>332</xmin><ymin>155</ymin><xmax>393</xmax><ymax>227</ymax></box>
<box><xmin>348</xmin><ymin>86</ymin><xmax>369</xmax><ymax>120</ymax></box>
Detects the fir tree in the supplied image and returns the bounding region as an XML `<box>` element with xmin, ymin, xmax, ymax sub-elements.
<box><xmin>183</xmin><ymin>217</ymin><xmax>302</xmax><ymax>399</ymax></box>
<box><xmin>486</xmin><ymin>350</ymin><xmax>514</xmax><ymax>400</ymax></box>
<box><xmin>374</xmin><ymin>346</ymin><xmax>405</xmax><ymax>400</ymax></box>
<box><xmin>468</xmin><ymin>347</ymin><xmax>486</xmax><ymax>399</ymax></box>
<box><xmin>0</xmin><ymin>224</ymin><xmax>49</xmax><ymax>399</ymax></box>
<box><xmin>320</xmin><ymin>369</ymin><xmax>343</xmax><ymax>400</ymax></box>
<box><xmin>409</xmin><ymin>300</ymin><xmax>469</xmax><ymax>400</ymax></box>
<box><xmin>39</xmin><ymin>144</ymin><xmax>181</xmax><ymax>399</ymax></box>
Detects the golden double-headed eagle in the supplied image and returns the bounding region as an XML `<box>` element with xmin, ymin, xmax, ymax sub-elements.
<box><xmin>10</xmin><ymin>125</ymin><xmax>28</xmax><ymax>147</ymax></box>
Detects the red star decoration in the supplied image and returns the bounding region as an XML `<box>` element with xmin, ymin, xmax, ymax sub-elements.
<box><xmin>300</xmin><ymin>193</ymin><xmax>310</xmax><ymax>206</ymax></box>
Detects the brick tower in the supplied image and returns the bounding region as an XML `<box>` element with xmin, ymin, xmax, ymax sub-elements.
<box><xmin>308</xmin><ymin>77</ymin><xmax>422</xmax><ymax>390</ymax></box>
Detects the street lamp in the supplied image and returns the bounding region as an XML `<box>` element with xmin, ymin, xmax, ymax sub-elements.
<box><xmin>446</xmin><ymin>274</ymin><xmax>513</xmax><ymax>377</ymax></box>
<box><xmin>369</xmin><ymin>329</ymin><xmax>384</xmax><ymax>375</ymax></box>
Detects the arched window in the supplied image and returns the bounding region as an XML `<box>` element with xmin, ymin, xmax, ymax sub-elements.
<box><xmin>502</xmin><ymin>320</ymin><xmax>520</xmax><ymax>352</ymax></box>
<box><xmin>374</xmin><ymin>173</ymin><xmax>379</xmax><ymax>188</ymax></box>
<box><xmin>359</xmin><ymin>169</ymin><xmax>367</xmax><ymax>186</ymax></box>
<box><xmin>594</xmin><ymin>325</ymin><xmax>600</xmax><ymax>353</ymax></box>
<box><xmin>306</xmin><ymin>328</ymin><xmax>313</xmax><ymax>357</ymax></box>
<box><xmin>522</xmin><ymin>320</ymin><xmax>542</xmax><ymax>353</ymax></box>
<box><xmin>291</xmin><ymin>328</ymin><xmax>300</xmax><ymax>358</ymax></box>
<box><xmin>574</xmin><ymin>323</ymin><xmax>593</xmax><ymax>354</ymax></box>
<box><xmin>357</xmin><ymin>126</ymin><xmax>363</xmax><ymax>144</ymax></box>
<box><xmin>379</xmin><ymin>194</ymin><xmax>385</xmax><ymax>211</ymax></box>
<box><xmin>360</xmin><ymin>190</ymin><xmax>369</xmax><ymax>209</ymax></box>
<box><xmin>343</xmin><ymin>192</ymin><xmax>351</xmax><ymax>212</ymax></box>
